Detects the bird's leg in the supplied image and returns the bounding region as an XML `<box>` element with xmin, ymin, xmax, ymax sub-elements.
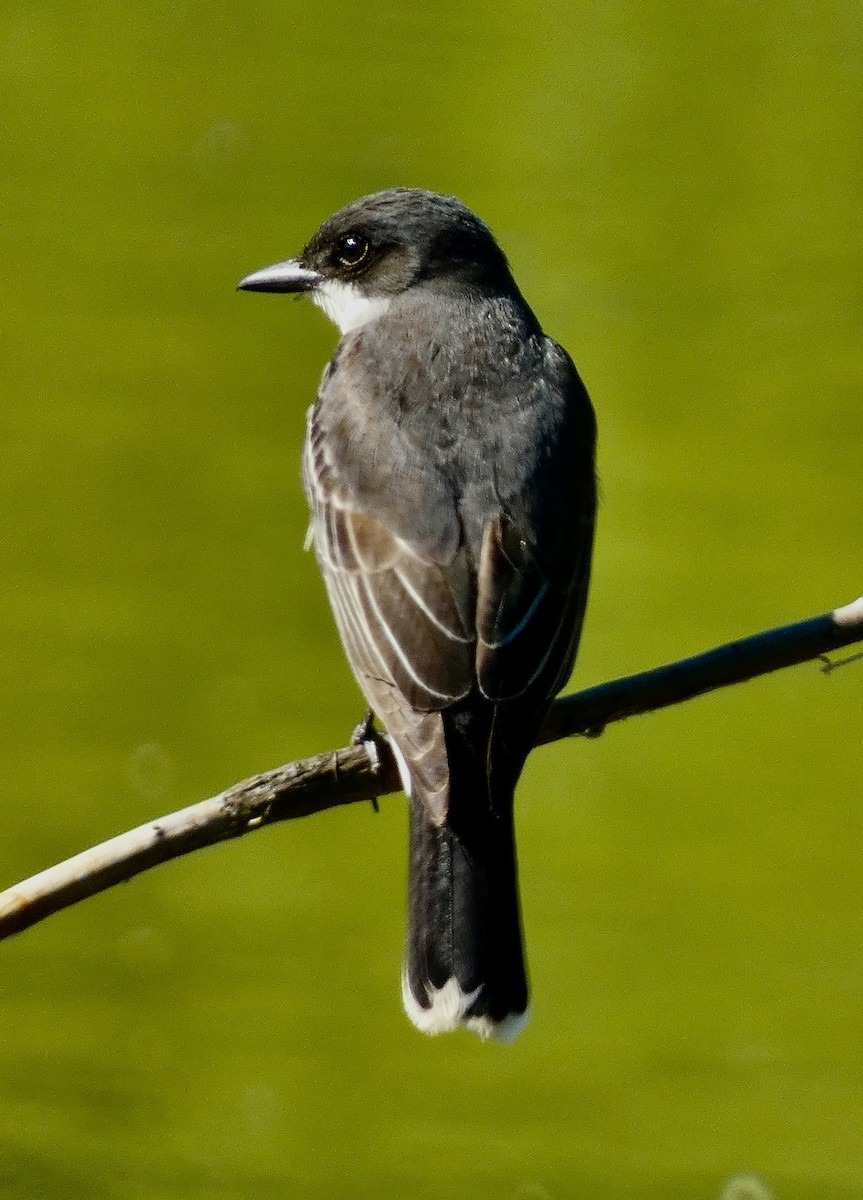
<box><xmin>351</xmin><ymin>708</ymin><xmax>382</xmax><ymax>812</ymax></box>
<box><xmin>351</xmin><ymin>707</ymin><xmax>377</xmax><ymax>746</ymax></box>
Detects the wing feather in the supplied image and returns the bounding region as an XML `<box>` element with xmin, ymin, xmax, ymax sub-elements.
<box><xmin>304</xmin><ymin>404</ymin><xmax>474</xmax><ymax>719</ymax></box>
<box><xmin>476</xmin><ymin>512</ymin><xmax>593</xmax><ymax>707</ymax></box>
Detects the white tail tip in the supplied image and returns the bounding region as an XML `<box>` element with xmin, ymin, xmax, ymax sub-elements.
<box><xmin>401</xmin><ymin>972</ymin><xmax>529</xmax><ymax>1041</ymax></box>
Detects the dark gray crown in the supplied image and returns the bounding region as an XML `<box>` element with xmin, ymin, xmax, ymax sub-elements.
<box><xmin>300</xmin><ymin>188</ymin><xmax>512</xmax><ymax>296</ymax></box>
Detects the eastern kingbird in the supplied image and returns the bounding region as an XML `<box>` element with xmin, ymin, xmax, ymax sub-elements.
<box><xmin>239</xmin><ymin>188</ymin><xmax>596</xmax><ymax>1041</ymax></box>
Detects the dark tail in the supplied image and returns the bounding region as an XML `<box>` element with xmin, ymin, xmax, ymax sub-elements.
<box><xmin>402</xmin><ymin>793</ymin><xmax>529</xmax><ymax>1041</ymax></box>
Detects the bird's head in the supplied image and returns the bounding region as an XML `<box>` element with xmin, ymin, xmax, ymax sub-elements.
<box><xmin>237</xmin><ymin>188</ymin><xmax>513</xmax><ymax>335</ymax></box>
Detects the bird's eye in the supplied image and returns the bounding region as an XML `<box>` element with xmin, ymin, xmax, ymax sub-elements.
<box><xmin>336</xmin><ymin>233</ymin><xmax>370</xmax><ymax>269</ymax></box>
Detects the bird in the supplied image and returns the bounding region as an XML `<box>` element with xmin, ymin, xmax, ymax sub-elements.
<box><xmin>238</xmin><ymin>188</ymin><xmax>596</xmax><ymax>1041</ymax></box>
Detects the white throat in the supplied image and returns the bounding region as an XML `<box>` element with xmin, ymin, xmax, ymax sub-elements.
<box><xmin>312</xmin><ymin>279</ymin><xmax>391</xmax><ymax>334</ymax></box>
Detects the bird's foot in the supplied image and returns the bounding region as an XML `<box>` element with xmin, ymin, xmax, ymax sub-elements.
<box><xmin>351</xmin><ymin>708</ymin><xmax>382</xmax><ymax>813</ymax></box>
<box><xmin>351</xmin><ymin>707</ymin><xmax>377</xmax><ymax>746</ymax></box>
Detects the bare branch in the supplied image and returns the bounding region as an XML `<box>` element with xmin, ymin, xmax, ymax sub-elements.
<box><xmin>2</xmin><ymin>597</ymin><xmax>861</xmax><ymax>943</ymax></box>
<box><xmin>538</xmin><ymin>595</ymin><xmax>863</xmax><ymax>743</ymax></box>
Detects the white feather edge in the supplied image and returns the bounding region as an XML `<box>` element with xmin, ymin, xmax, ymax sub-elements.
<box><xmin>388</xmin><ymin>739</ymin><xmax>413</xmax><ymax>800</ymax></box>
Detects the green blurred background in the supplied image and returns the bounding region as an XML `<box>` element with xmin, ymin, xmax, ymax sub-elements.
<box><xmin>1</xmin><ymin>2</ymin><xmax>861</xmax><ymax>1197</ymax></box>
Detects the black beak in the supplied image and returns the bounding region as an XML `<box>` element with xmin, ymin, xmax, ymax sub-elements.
<box><xmin>237</xmin><ymin>257</ymin><xmax>323</xmax><ymax>293</ymax></box>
